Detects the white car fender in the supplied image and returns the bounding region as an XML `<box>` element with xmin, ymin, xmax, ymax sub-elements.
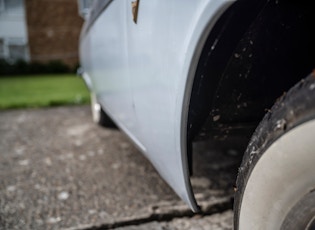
<box><xmin>79</xmin><ymin>0</ymin><xmax>235</xmax><ymax>212</ymax></box>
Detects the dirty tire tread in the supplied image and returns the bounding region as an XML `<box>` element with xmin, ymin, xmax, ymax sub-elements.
<box><xmin>234</xmin><ymin>72</ymin><xmax>315</xmax><ymax>229</ymax></box>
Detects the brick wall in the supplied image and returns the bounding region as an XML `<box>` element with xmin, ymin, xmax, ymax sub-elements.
<box><xmin>25</xmin><ymin>0</ymin><xmax>83</xmax><ymax>68</ymax></box>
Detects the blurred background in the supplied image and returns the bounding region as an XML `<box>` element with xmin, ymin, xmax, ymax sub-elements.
<box><xmin>1</xmin><ymin>0</ymin><xmax>84</xmax><ymax>68</ymax></box>
<box><xmin>0</xmin><ymin>0</ymin><xmax>92</xmax><ymax>109</ymax></box>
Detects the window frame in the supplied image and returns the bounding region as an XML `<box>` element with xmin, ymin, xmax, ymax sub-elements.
<box><xmin>0</xmin><ymin>0</ymin><xmax>5</xmax><ymax>12</ymax></box>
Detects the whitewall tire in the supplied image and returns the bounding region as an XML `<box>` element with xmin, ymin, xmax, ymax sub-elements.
<box><xmin>235</xmin><ymin>73</ymin><xmax>315</xmax><ymax>230</ymax></box>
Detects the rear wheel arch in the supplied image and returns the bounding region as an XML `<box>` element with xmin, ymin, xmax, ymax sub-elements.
<box><xmin>187</xmin><ymin>0</ymin><xmax>315</xmax><ymax>155</ymax></box>
<box><xmin>186</xmin><ymin>0</ymin><xmax>315</xmax><ymax>227</ymax></box>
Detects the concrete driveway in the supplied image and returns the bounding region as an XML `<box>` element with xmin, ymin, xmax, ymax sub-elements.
<box><xmin>0</xmin><ymin>105</ymin><xmax>242</xmax><ymax>229</ymax></box>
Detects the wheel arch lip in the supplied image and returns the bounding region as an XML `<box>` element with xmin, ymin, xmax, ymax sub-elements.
<box><xmin>175</xmin><ymin>0</ymin><xmax>236</xmax><ymax>212</ymax></box>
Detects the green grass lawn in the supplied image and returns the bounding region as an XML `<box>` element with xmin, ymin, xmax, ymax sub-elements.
<box><xmin>0</xmin><ymin>74</ymin><xmax>90</xmax><ymax>109</ymax></box>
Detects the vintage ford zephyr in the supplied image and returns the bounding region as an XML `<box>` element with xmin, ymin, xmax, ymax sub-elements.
<box><xmin>78</xmin><ymin>0</ymin><xmax>315</xmax><ymax>229</ymax></box>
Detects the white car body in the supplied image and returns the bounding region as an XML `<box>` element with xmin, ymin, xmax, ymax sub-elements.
<box><xmin>79</xmin><ymin>0</ymin><xmax>234</xmax><ymax>212</ymax></box>
<box><xmin>79</xmin><ymin>1</ymin><xmax>315</xmax><ymax>224</ymax></box>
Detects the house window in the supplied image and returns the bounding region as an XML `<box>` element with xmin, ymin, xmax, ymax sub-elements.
<box><xmin>4</xmin><ymin>0</ymin><xmax>23</xmax><ymax>15</ymax></box>
<box><xmin>0</xmin><ymin>38</ymin><xmax>28</xmax><ymax>61</ymax></box>
<box><xmin>8</xmin><ymin>44</ymin><xmax>27</xmax><ymax>61</ymax></box>
<box><xmin>0</xmin><ymin>0</ymin><xmax>23</xmax><ymax>15</ymax></box>
<box><xmin>0</xmin><ymin>0</ymin><xmax>5</xmax><ymax>13</ymax></box>
<box><xmin>7</xmin><ymin>38</ymin><xmax>27</xmax><ymax>61</ymax></box>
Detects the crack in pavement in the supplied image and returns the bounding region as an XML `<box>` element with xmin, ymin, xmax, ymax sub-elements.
<box><xmin>66</xmin><ymin>197</ymin><xmax>233</xmax><ymax>230</ymax></box>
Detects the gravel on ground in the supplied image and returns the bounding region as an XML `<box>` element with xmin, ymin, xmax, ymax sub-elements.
<box><xmin>0</xmin><ymin>106</ymin><xmax>242</xmax><ymax>229</ymax></box>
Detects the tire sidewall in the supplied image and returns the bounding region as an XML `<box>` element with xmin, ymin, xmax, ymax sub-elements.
<box><xmin>234</xmin><ymin>73</ymin><xmax>315</xmax><ymax>229</ymax></box>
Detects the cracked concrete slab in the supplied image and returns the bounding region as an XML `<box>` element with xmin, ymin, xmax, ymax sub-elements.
<box><xmin>114</xmin><ymin>210</ymin><xmax>233</xmax><ymax>230</ymax></box>
<box><xmin>0</xmin><ymin>106</ymin><xmax>242</xmax><ymax>229</ymax></box>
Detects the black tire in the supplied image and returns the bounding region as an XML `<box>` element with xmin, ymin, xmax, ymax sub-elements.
<box><xmin>234</xmin><ymin>72</ymin><xmax>315</xmax><ymax>229</ymax></box>
<box><xmin>90</xmin><ymin>93</ymin><xmax>117</xmax><ymax>129</ymax></box>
